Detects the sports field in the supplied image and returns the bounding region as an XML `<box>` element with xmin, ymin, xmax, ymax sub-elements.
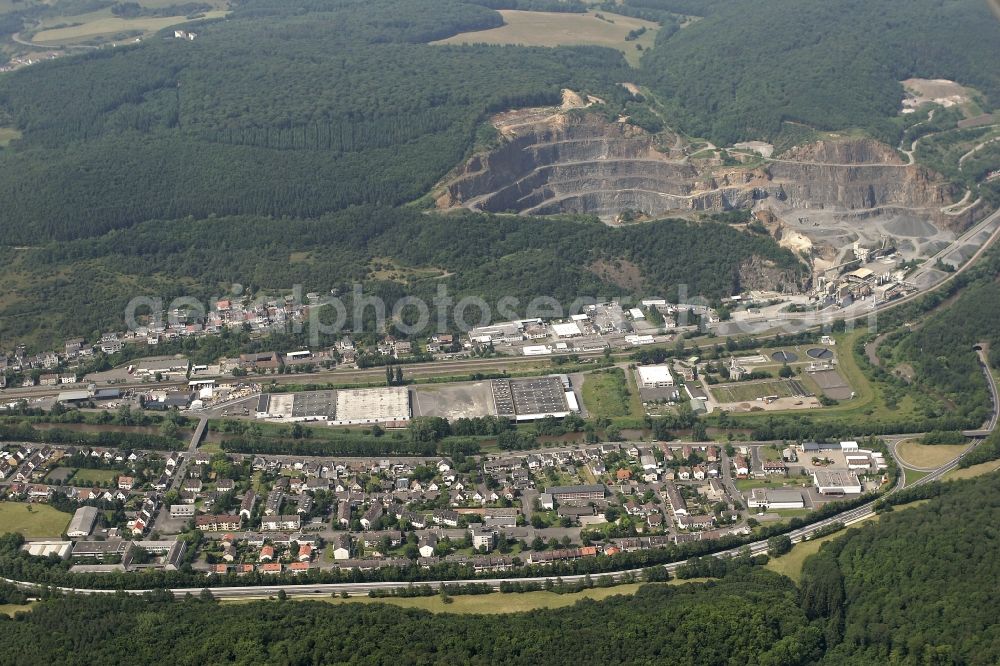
<box><xmin>433</xmin><ymin>10</ymin><xmax>659</xmax><ymax>66</ymax></box>
<box><xmin>0</xmin><ymin>503</ymin><xmax>71</xmax><ymax>537</ymax></box>
<box><xmin>711</xmin><ymin>378</ymin><xmax>809</xmax><ymax>404</ymax></box>
<box><xmin>70</xmin><ymin>468</ymin><xmax>119</xmax><ymax>485</ymax></box>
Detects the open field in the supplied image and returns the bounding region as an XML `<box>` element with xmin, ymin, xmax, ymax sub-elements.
<box><xmin>0</xmin><ymin>503</ymin><xmax>71</xmax><ymax>537</ymax></box>
<box><xmin>582</xmin><ymin>368</ymin><xmax>640</xmax><ymax>420</ymax></box>
<box><xmin>711</xmin><ymin>378</ymin><xmax>808</xmax><ymax>404</ymax></box>
<box><xmin>0</xmin><ymin>603</ymin><xmax>35</xmax><ymax>617</ymax></box>
<box><xmin>765</xmin><ymin>533</ymin><xmax>840</xmax><ymax>582</ymax></box>
<box><xmin>735</xmin><ymin>477</ymin><xmax>805</xmax><ymax>492</ymax></box>
<box><xmin>0</xmin><ymin>128</ymin><xmax>22</xmax><ymax>148</ymax></box>
<box><xmin>896</xmin><ymin>440</ymin><xmax>968</xmax><ymax>468</ymax></box>
<box><xmin>31</xmin><ymin>10</ymin><xmax>227</xmax><ymax>45</ymax></box>
<box><xmin>225</xmin><ymin>579</ymin><xmax>712</xmax><ymax>614</ymax></box>
<box><xmin>433</xmin><ymin>10</ymin><xmax>659</xmax><ymax>66</ymax></box>
<box><xmin>904</xmin><ymin>467</ymin><xmax>931</xmax><ymax>485</ymax></box>
<box><xmin>69</xmin><ymin>468</ymin><xmax>119</xmax><ymax>484</ymax></box>
<box><xmin>944</xmin><ymin>459</ymin><xmax>1000</xmax><ymax>481</ymax></box>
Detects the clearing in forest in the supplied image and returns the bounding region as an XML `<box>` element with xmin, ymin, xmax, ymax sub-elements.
<box><xmin>433</xmin><ymin>10</ymin><xmax>658</xmax><ymax>66</ymax></box>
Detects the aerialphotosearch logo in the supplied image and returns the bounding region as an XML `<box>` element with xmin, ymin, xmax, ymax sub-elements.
<box><xmin>124</xmin><ymin>282</ymin><xmax>876</xmax><ymax>345</ymax></box>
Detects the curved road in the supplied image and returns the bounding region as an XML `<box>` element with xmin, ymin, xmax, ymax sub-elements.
<box><xmin>4</xmin><ymin>350</ymin><xmax>995</xmax><ymax>599</ymax></box>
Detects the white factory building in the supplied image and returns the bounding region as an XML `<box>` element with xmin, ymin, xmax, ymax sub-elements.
<box><xmin>812</xmin><ymin>469</ymin><xmax>863</xmax><ymax>495</ymax></box>
<box><xmin>637</xmin><ymin>365</ymin><xmax>675</xmax><ymax>388</ymax></box>
<box><xmin>747</xmin><ymin>488</ymin><xmax>805</xmax><ymax>510</ymax></box>
<box><xmin>551</xmin><ymin>322</ymin><xmax>583</xmax><ymax>338</ymax></box>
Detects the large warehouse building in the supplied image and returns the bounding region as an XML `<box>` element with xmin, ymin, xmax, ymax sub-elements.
<box><xmin>67</xmin><ymin>505</ymin><xmax>100</xmax><ymax>537</ymax></box>
<box><xmin>255</xmin><ymin>387</ymin><xmax>411</xmax><ymax>426</ymax></box>
<box><xmin>747</xmin><ymin>488</ymin><xmax>805</xmax><ymax>510</ymax></box>
<box><xmin>491</xmin><ymin>376</ymin><xmax>578</xmax><ymax>422</ymax></box>
<box><xmin>812</xmin><ymin>469</ymin><xmax>863</xmax><ymax>495</ymax></box>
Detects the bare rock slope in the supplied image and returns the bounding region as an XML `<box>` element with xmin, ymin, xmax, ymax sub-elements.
<box><xmin>437</xmin><ymin>112</ymin><xmax>955</xmax><ymax>225</ymax></box>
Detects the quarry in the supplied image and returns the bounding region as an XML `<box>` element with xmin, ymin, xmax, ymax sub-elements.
<box><xmin>435</xmin><ymin>96</ymin><xmax>988</xmax><ymax>277</ymax></box>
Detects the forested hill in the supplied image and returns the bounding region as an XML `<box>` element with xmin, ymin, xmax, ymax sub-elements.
<box><xmin>0</xmin><ymin>0</ymin><xmax>632</xmax><ymax>243</ymax></box>
<box><xmin>0</xmin><ymin>209</ymin><xmax>805</xmax><ymax>348</ymax></box>
<box><xmin>803</xmin><ymin>473</ymin><xmax>1000</xmax><ymax>664</ymax></box>
<box><xmin>1</xmin><ymin>0</ymin><xmax>996</xmax><ymax>243</ymax></box>
<box><xmin>637</xmin><ymin>0</ymin><xmax>1000</xmax><ymax>144</ymax></box>
<box><xmin>1</xmin><ymin>572</ymin><xmax>823</xmax><ymax>664</ymax></box>
<box><xmin>4</xmin><ymin>474</ymin><xmax>1000</xmax><ymax>663</ymax></box>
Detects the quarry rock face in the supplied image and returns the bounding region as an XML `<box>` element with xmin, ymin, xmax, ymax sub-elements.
<box><xmin>439</xmin><ymin>113</ymin><xmax>954</xmax><ymax>225</ymax></box>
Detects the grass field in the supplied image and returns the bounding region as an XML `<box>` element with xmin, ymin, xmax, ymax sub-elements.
<box><xmin>904</xmin><ymin>467</ymin><xmax>931</xmax><ymax>486</ymax></box>
<box><xmin>225</xmin><ymin>579</ymin><xmax>712</xmax><ymax>614</ymax></box>
<box><xmin>433</xmin><ymin>10</ymin><xmax>659</xmax><ymax>66</ymax></box>
<box><xmin>0</xmin><ymin>603</ymin><xmax>35</xmax><ymax>617</ymax></box>
<box><xmin>944</xmin><ymin>459</ymin><xmax>1000</xmax><ymax>481</ymax></box>
<box><xmin>765</xmin><ymin>533</ymin><xmax>840</xmax><ymax>582</ymax></box>
<box><xmin>31</xmin><ymin>10</ymin><xmax>227</xmax><ymax>45</ymax></box>
<box><xmin>735</xmin><ymin>477</ymin><xmax>803</xmax><ymax>492</ymax></box>
<box><xmin>0</xmin><ymin>128</ymin><xmax>22</xmax><ymax>148</ymax></box>
<box><xmin>582</xmin><ymin>368</ymin><xmax>641</xmax><ymax>420</ymax></box>
<box><xmin>70</xmin><ymin>468</ymin><xmax>119</xmax><ymax>484</ymax></box>
<box><xmin>0</xmin><ymin>503</ymin><xmax>71</xmax><ymax>537</ymax></box>
<box><xmin>896</xmin><ymin>440</ymin><xmax>968</xmax><ymax>468</ymax></box>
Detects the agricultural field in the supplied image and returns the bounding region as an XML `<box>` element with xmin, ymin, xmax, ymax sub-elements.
<box><xmin>765</xmin><ymin>532</ymin><xmax>841</xmax><ymax>583</ymax></box>
<box><xmin>0</xmin><ymin>502</ymin><xmax>71</xmax><ymax>537</ymax></box>
<box><xmin>433</xmin><ymin>10</ymin><xmax>659</xmax><ymax>66</ymax></box>
<box><xmin>30</xmin><ymin>11</ymin><xmax>228</xmax><ymax>46</ymax></box>
<box><xmin>896</xmin><ymin>440</ymin><xmax>968</xmax><ymax>468</ymax></box>
<box><xmin>0</xmin><ymin>603</ymin><xmax>35</xmax><ymax>617</ymax></box>
<box><xmin>711</xmin><ymin>378</ymin><xmax>810</xmax><ymax>404</ymax></box>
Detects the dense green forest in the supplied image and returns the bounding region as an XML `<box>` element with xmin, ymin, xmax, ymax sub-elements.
<box><xmin>881</xmin><ymin>246</ymin><xmax>1000</xmax><ymax>432</ymax></box>
<box><xmin>0</xmin><ymin>0</ymin><xmax>630</xmax><ymax>243</ymax></box>
<box><xmin>0</xmin><ymin>571</ymin><xmax>821</xmax><ymax>664</ymax></box>
<box><xmin>3</xmin><ymin>474</ymin><xmax>1000</xmax><ymax>664</ymax></box>
<box><xmin>0</xmin><ymin>208</ymin><xmax>804</xmax><ymax>348</ymax></box>
<box><xmin>638</xmin><ymin>0</ymin><xmax>1000</xmax><ymax>144</ymax></box>
<box><xmin>802</xmin><ymin>473</ymin><xmax>1000</xmax><ymax>664</ymax></box>
<box><xmin>1</xmin><ymin>0</ymin><xmax>995</xmax><ymax>245</ymax></box>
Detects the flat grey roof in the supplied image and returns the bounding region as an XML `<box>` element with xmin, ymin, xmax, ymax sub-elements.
<box><xmin>492</xmin><ymin>376</ymin><xmax>568</xmax><ymax>417</ymax></box>
<box><xmin>545</xmin><ymin>484</ymin><xmax>605</xmax><ymax>495</ymax></box>
<box><xmin>67</xmin><ymin>506</ymin><xmax>99</xmax><ymax>536</ymax></box>
<box><xmin>765</xmin><ymin>488</ymin><xmax>804</xmax><ymax>502</ymax></box>
<box><xmin>291</xmin><ymin>390</ymin><xmax>337</xmax><ymax>419</ymax></box>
